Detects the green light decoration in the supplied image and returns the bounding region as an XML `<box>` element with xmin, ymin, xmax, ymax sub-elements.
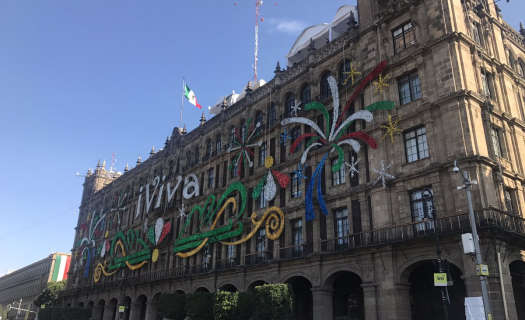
<box><xmin>252</xmin><ymin>172</ymin><xmax>268</xmax><ymax>199</ymax></box>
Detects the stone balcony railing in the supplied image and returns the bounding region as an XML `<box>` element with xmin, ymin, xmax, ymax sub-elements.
<box><xmin>58</xmin><ymin>208</ymin><xmax>525</xmax><ymax>298</ymax></box>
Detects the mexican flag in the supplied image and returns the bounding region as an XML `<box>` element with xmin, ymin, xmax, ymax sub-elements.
<box><xmin>184</xmin><ymin>83</ymin><xmax>201</xmax><ymax>108</ymax></box>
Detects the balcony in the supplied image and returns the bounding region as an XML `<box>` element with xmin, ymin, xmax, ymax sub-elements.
<box><xmin>59</xmin><ymin>209</ymin><xmax>525</xmax><ymax>297</ymax></box>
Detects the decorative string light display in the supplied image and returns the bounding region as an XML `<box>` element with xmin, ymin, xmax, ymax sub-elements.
<box><xmin>253</xmin><ymin>156</ymin><xmax>290</xmax><ymax>201</ymax></box>
<box><xmin>228</xmin><ymin>118</ymin><xmax>262</xmax><ymax>175</ymax></box>
<box><xmin>372</xmin><ymin>160</ymin><xmax>395</xmax><ymax>188</ymax></box>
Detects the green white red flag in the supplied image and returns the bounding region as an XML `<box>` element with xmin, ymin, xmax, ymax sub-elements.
<box><xmin>184</xmin><ymin>83</ymin><xmax>201</xmax><ymax>108</ymax></box>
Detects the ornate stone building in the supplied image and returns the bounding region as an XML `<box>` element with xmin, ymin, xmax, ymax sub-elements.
<box><xmin>0</xmin><ymin>253</ymin><xmax>71</xmax><ymax>320</ymax></box>
<box><xmin>59</xmin><ymin>0</ymin><xmax>525</xmax><ymax>319</ymax></box>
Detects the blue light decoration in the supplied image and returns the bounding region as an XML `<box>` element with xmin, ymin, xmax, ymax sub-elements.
<box><xmin>279</xmin><ymin>126</ymin><xmax>292</xmax><ymax>146</ymax></box>
<box><xmin>292</xmin><ymin>162</ymin><xmax>307</xmax><ymax>187</ymax></box>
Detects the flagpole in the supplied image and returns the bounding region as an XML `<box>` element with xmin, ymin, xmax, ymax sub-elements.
<box><xmin>180</xmin><ymin>77</ymin><xmax>185</xmax><ymax>130</ymax></box>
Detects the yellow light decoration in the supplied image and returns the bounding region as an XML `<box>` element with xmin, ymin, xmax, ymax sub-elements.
<box><xmin>220</xmin><ymin>206</ymin><xmax>284</xmax><ymax>245</ymax></box>
<box><xmin>105</xmin><ymin>230</ymin><xmax>109</xmax><ymax>238</ymax></box>
<box><xmin>264</xmin><ymin>156</ymin><xmax>274</xmax><ymax>169</ymax></box>
<box><xmin>152</xmin><ymin>249</ymin><xmax>159</xmax><ymax>263</ymax></box>
<box><xmin>343</xmin><ymin>62</ymin><xmax>362</xmax><ymax>86</ymax></box>
<box><xmin>93</xmin><ymin>262</ymin><xmax>117</xmax><ymax>283</ymax></box>
<box><xmin>379</xmin><ymin>115</ymin><xmax>403</xmax><ymax>143</ymax></box>
<box><xmin>373</xmin><ymin>74</ymin><xmax>389</xmax><ymax>94</ymax></box>
<box><xmin>114</xmin><ymin>239</ymin><xmax>149</xmax><ymax>270</ymax></box>
<box><xmin>79</xmin><ymin>229</ymin><xmax>83</xmax><ymax>237</ymax></box>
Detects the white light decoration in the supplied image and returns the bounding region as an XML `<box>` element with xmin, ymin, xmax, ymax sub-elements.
<box><xmin>264</xmin><ymin>172</ymin><xmax>277</xmax><ymax>201</ymax></box>
<box><xmin>345</xmin><ymin>156</ymin><xmax>360</xmax><ymax>178</ymax></box>
<box><xmin>155</xmin><ymin>218</ymin><xmax>163</xmax><ymax>245</ymax></box>
<box><xmin>372</xmin><ymin>160</ymin><xmax>394</xmax><ymax>188</ymax></box>
<box><xmin>183</xmin><ymin>174</ymin><xmax>200</xmax><ymax>199</ymax></box>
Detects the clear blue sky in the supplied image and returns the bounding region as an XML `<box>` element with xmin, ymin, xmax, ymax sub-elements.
<box><xmin>0</xmin><ymin>1</ymin><xmax>521</xmax><ymax>275</ymax></box>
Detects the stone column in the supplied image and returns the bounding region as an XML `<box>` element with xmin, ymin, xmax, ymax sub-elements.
<box><xmin>394</xmin><ymin>283</ymin><xmax>412</xmax><ymax>320</ymax></box>
<box><xmin>91</xmin><ymin>306</ymin><xmax>104</xmax><ymax>320</ymax></box>
<box><xmin>361</xmin><ymin>283</ymin><xmax>378</xmax><ymax>320</ymax></box>
<box><xmin>128</xmin><ymin>303</ymin><xmax>142</xmax><ymax>320</ymax></box>
<box><xmin>102</xmin><ymin>305</ymin><xmax>116</xmax><ymax>320</ymax></box>
<box><xmin>145</xmin><ymin>302</ymin><xmax>158</xmax><ymax>320</ymax></box>
<box><xmin>311</xmin><ymin>286</ymin><xmax>333</xmax><ymax>320</ymax></box>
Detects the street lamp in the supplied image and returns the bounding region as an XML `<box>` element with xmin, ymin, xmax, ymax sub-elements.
<box><xmin>422</xmin><ymin>189</ymin><xmax>450</xmax><ymax>320</ymax></box>
<box><xmin>453</xmin><ymin>160</ymin><xmax>492</xmax><ymax>319</ymax></box>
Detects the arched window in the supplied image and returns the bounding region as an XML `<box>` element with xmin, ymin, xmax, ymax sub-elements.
<box><xmin>255</xmin><ymin>111</ymin><xmax>264</xmax><ymax>134</ymax></box>
<box><xmin>206</xmin><ymin>139</ymin><xmax>212</xmax><ymax>159</ymax></box>
<box><xmin>194</xmin><ymin>148</ymin><xmax>200</xmax><ymax>164</ymax></box>
<box><xmin>229</xmin><ymin>126</ymin><xmax>236</xmax><ymax>149</ymax></box>
<box><xmin>300</xmin><ymin>84</ymin><xmax>311</xmax><ymax>106</ymax></box>
<box><xmin>216</xmin><ymin>135</ymin><xmax>222</xmax><ymax>154</ymax></box>
<box><xmin>507</xmin><ymin>50</ymin><xmax>515</xmax><ymax>69</ymax></box>
<box><xmin>240</xmin><ymin>119</ymin><xmax>246</xmax><ymax>143</ymax></box>
<box><xmin>339</xmin><ymin>60</ymin><xmax>352</xmax><ymax>86</ymax></box>
<box><xmin>186</xmin><ymin>151</ymin><xmax>192</xmax><ymax>166</ymax></box>
<box><xmin>268</xmin><ymin>104</ymin><xmax>276</xmax><ymax>127</ymax></box>
<box><xmin>518</xmin><ymin>62</ymin><xmax>525</xmax><ymax>78</ymax></box>
<box><xmin>320</xmin><ymin>71</ymin><xmax>332</xmax><ymax>100</ymax></box>
<box><xmin>285</xmin><ymin>93</ymin><xmax>295</xmax><ymax>118</ymax></box>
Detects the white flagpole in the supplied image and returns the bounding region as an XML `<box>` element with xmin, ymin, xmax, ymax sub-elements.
<box><xmin>180</xmin><ymin>77</ymin><xmax>185</xmax><ymax>130</ymax></box>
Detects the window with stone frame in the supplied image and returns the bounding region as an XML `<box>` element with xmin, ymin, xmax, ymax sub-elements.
<box><xmin>410</xmin><ymin>188</ymin><xmax>434</xmax><ymax>231</ymax></box>
<box><xmin>518</xmin><ymin>62</ymin><xmax>525</xmax><ymax>78</ymax></box>
<box><xmin>291</xmin><ymin>126</ymin><xmax>301</xmax><ymax>152</ymax></box>
<box><xmin>393</xmin><ymin>22</ymin><xmax>415</xmax><ymax>53</ymax></box>
<box><xmin>339</xmin><ymin>60</ymin><xmax>352</xmax><ymax>87</ymax></box>
<box><xmin>491</xmin><ymin>126</ymin><xmax>504</xmax><ymax>158</ymax></box>
<box><xmin>320</xmin><ymin>71</ymin><xmax>332</xmax><ymax>100</ymax></box>
<box><xmin>202</xmin><ymin>246</ymin><xmax>211</xmax><ymax>272</ymax></box>
<box><xmin>255</xmin><ymin>111</ymin><xmax>264</xmax><ymax>134</ymax></box>
<box><xmin>404</xmin><ymin>127</ymin><xmax>429</xmax><ymax>163</ymax></box>
<box><xmin>240</xmin><ymin>119</ymin><xmax>246</xmax><ymax>143</ymax></box>
<box><xmin>291</xmin><ymin>172</ymin><xmax>302</xmax><ymax>198</ymax></box>
<box><xmin>292</xmin><ymin>219</ymin><xmax>303</xmax><ymax>256</ymax></box>
<box><xmin>481</xmin><ymin>68</ymin><xmax>494</xmax><ymax>99</ymax></box>
<box><xmin>206</xmin><ymin>139</ymin><xmax>213</xmax><ymax>159</ymax></box>
<box><xmin>331</xmin><ymin>157</ymin><xmax>346</xmax><ymax>186</ymax></box>
<box><xmin>504</xmin><ymin>188</ymin><xmax>515</xmax><ymax>213</ymax></box>
<box><xmin>259</xmin><ymin>142</ymin><xmax>267</xmax><ymax>166</ymax></box>
<box><xmin>398</xmin><ymin>71</ymin><xmax>421</xmax><ymax>105</ymax></box>
<box><xmin>268</xmin><ymin>103</ymin><xmax>277</xmax><ymax>127</ymax></box>
<box><xmin>300</xmin><ymin>84</ymin><xmax>311</xmax><ymax>106</ymax></box>
<box><xmin>471</xmin><ymin>21</ymin><xmax>484</xmax><ymax>47</ymax></box>
<box><xmin>229</xmin><ymin>126</ymin><xmax>236</xmax><ymax>149</ymax></box>
<box><xmin>257</xmin><ymin>187</ymin><xmax>267</xmax><ymax>209</ymax></box>
<box><xmin>207</xmin><ymin>168</ymin><xmax>214</xmax><ymax>189</ymax></box>
<box><xmin>334</xmin><ymin>208</ymin><xmax>349</xmax><ymax>249</ymax></box>
<box><xmin>256</xmin><ymin>229</ymin><xmax>266</xmax><ymax>259</ymax></box>
<box><xmin>285</xmin><ymin>93</ymin><xmax>295</xmax><ymax>118</ymax></box>
<box><xmin>227</xmin><ymin>244</ymin><xmax>236</xmax><ymax>267</ymax></box>
<box><xmin>216</xmin><ymin>135</ymin><xmax>222</xmax><ymax>154</ymax></box>
<box><xmin>230</xmin><ymin>159</ymin><xmax>238</xmax><ymax>178</ymax></box>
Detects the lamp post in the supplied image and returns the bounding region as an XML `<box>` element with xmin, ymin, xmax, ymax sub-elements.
<box><xmin>453</xmin><ymin>160</ymin><xmax>492</xmax><ymax>319</ymax></box>
<box><xmin>422</xmin><ymin>189</ymin><xmax>450</xmax><ymax>320</ymax></box>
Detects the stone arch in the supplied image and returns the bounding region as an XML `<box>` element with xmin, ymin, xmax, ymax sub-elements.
<box><xmin>324</xmin><ymin>270</ymin><xmax>364</xmax><ymax>319</ymax></box>
<box><xmin>280</xmin><ymin>271</ymin><xmax>315</xmax><ymax>286</ymax></box>
<box><xmin>284</xmin><ymin>276</ymin><xmax>313</xmax><ymax>320</ymax></box>
<box><xmin>510</xmin><ymin>260</ymin><xmax>525</xmax><ymax>319</ymax></box>
<box><xmin>151</xmin><ymin>292</ymin><xmax>162</xmax><ymax>303</ymax></box>
<box><xmin>194</xmin><ymin>285</ymin><xmax>211</xmax><ymax>293</ymax></box>
<box><xmin>398</xmin><ymin>253</ymin><xmax>464</xmax><ymax>283</ymax></box>
<box><xmin>219</xmin><ymin>284</ymin><xmax>238</xmax><ymax>292</ymax></box>
<box><xmin>217</xmin><ymin>279</ymin><xmax>240</xmax><ymax>291</ymax></box>
<box><xmin>246</xmin><ymin>275</ymin><xmax>272</xmax><ymax>288</ymax></box>
<box><xmin>322</xmin><ymin>266</ymin><xmax>363</xmax><ymax>287</ymax></box>
<box><xmin>135</xmin><ymin>294</ymin><xmax>148</xmax><ymax>320</ymax></box>
<box><xmin>299</xmin><ymin>82</ymin><xmax>312</xmax><ymax>105</ymax></box>
<box><xmin>66</xmin><ymin>303</ymin><xmax>71</xmax><ymax>307</ymax></box>
<box><xmin>174</xmin><ymin>289</ymin><xmax>186</xmax><ymax>295</ymax></box>
<box><xmin>318</xmin><ymin>70</ymin><xmax>333</xmax><ymax>100</ymax></box>
<box><xmin>246</xmin><ymin>279</ymin><xmax>269</xmax><ymax>293</ymax></box>
<box><xmin>87</xmin><ymin>301</ymin><xmax>95</xmax><ymax>308</ymax></box>
<box><xmin>78</xmin><ymin>302</ymin><xmax>85</xmax><ymax>308</ymax></box>
<box><xmin>108</xmin><ymin>298</ymin><xmax>118</xmax><ymax>307</ymax></box>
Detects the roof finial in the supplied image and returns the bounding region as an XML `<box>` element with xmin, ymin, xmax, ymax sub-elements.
<box><xmin>182</xmin><ymin>124</ymin><xmax>187</xmax><ymax>134</ymax></box>
<box><xmin>274</xmin><ymin>61</ymin><xmax>282</xmax><ymax>74</ymax></box>
<box><xmin>165</xmin><ymin>136</ymin><xmax>170</xmax><ymax>148</ymax></box>
<box><xmin>222</xmin><ymin>97</ymin><xmax>228</xmax><ymax>111</ymax></box>
<box><xmin>101</xmin><ymin>159</ymin><xmax>106</xmax><ymax>169</ymax></box>
<box><xmin>245</xmin><ymin>80</ymin><xmax>253</xmax><ymax>94</ymax></box>
<box><xmin>136</xmin><ymin>155</ymin><xmax>142</xmax><ymax>165</ymax></box>
<box><xmin>307</xmin><ymin>38</ymin><xmax>316</xmax><ymax>52</ymax></box>
<box><xmin>124</xmin><ymin>163</ymin><xmax>129</xmax><ymax>172</ymax></box>
<box><xmin>96</xmin><ymin>160</ymin><xmax>101</xmax><ymax>170</ymax></box>
<box><xmin>347</xmin><ymin>11</ymin><xmax>358</xmax><ymax>30</ymax></box>
<box><xmin>200</xmin><ymin>112</ymin><xmax>206</xmax><ymax>125</ymax></box>
<box><xmin>150</xmin><ymin>146</ymin><xmax>155</xmax><ymax>156</ymax></box>
<box><xmin>520</xmin><ymin>22</ymin><xmax>525</xmax><ymax>37</ymax></box>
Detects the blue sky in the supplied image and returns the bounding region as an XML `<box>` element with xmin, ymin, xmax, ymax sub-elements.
<box><xmin>0</xmin><ymin>1</ymin><xmax>521</xmax><ymax>275</ymax></box>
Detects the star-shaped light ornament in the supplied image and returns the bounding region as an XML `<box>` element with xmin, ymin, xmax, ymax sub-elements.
<box><xmin>379</xmin><ymin>115</ymin><xmax>402</xmax><ymax>143</ymax></box>
<box><xmin>373</xmin><ymin>73</ymin><xmax>389</xmax><ymax>93</ymax></box>
<box><xmin>372</xmin><ymin>160</ymin><xmax>395</xmax><ymax>188</ymax></box>
<box><xmin>292</xmin><ymin>163</ymin><xmax>308</xmax><ymax>187</ymax></box>
<box><xmin>345</xmin><ymin>156</ymin><xmax>360</xmax><ymax>178</ymax></box>
<box><xmin>291</xmin><ymin>100</ymin><xmax>302</xmax><ymax>117</ymax></box>
<box><xmin>228</xmin><ymin>118</ymin><xmax>262</xmax><ymax>175</ymax></box>
<box><xmin>178</xmin><ymin>203</ymin><xmax>187</xmax><ymax>219</ymax></box>
<box><xmin>279</xmin><ymin>127</ymin><xmax>292</xmax><ymax>146</ymax></box>
<box><xmin>343</xmin><ymin>62</ymin><xmax>362</xmax><ymax>86</ymax></box>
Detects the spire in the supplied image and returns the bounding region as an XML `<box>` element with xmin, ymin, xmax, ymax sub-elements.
<box><xmin>136</xmin><ymin>155</ymin><xmax>142</xmax><ymax>165</ymax></box>
<box><xmin>124</xmin><ymin>163</ymin><xmax>129</xmax><ymax>172</ymax></box>
<box><xmin>347</xmin><ymin>11</ymin><xmax>358</xmax><ymax>30</ymax></box>
<box><xmin>222</xmin><ymin>97</ymin><xmax>228</xmax><ymax>111</ymax></box>
<box><xmin>150</xmin><ymin>146</ymin><xmax>155</xmax><ymax>156</ymax></box>
<box><xmin>520</xmin><ymin>22</ymin><xmax>525</xmax><ymax>37</ymax></box>
<box><xmin>96</xmin><ymin>160</ymin><xmax>101</xmax><ymax>170</ymax></box>
<box><xmin>182</xmin><ymin>124</ymin><xmax>187</xmax><ymax>134</ymax></box>
<box><xmin>165</xmin><ymin>136</ymin><xmax>170</xmax><ymax>148</ymax></box>
<box><xmin>274</xmin><ymin>61</ymin><xmax>281</xmax><ymax>74</ymax></box>
<box><xmin>200</xmin><ymin>112</ymin><xmax>206</xmax><ymax>126</ymax></box>
<box><xmin>245</xmin><ymin>80</ymin><xmax>253</xmax><ymax>94</ymax></box>
<box><xmin>101</xmin><ymin>159</ymin><xmax>106</xmax><ymax>169</ymax></box>
<box><xmin>307</xmin><ymin>38</ymin><xmax>316</xmax><ymax>52</ymax></box>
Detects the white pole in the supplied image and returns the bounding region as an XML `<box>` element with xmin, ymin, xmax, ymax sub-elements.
<box><xmin>180</xmin><ymin>78</ymin><xmax>185</xmax><ymax>130</ymax></box>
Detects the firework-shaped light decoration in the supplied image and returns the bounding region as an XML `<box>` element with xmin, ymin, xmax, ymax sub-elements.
<box><xmin>147</xmin><ymin>218</ymin><xmax>172</xmax><ymax>262</ymax></box>
<box><xmin>228</xmin><ymin>118</ymin><xmax>262</xmax><ymax>176</ymax></box>
<box><xmin>75</xmin><ymin>210</ymin><xmax>107</xmax><ymax>278</ymax></box>
<box><xmin>253</xmin><ymin>156</ymin><xmax>290</xmax><ymax>201</ymax></box>
<box><xmin>282</xmin><ymin>60</ymin><xmax>395</xmax><ymax>221</ymax></box>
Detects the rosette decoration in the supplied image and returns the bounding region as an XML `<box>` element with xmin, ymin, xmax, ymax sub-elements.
<box><xmin>147</xmin><ymin>218</ymin><xmax>171</xmax><ymax>262</ymax></box>
<box><xmin>228</xmin><ymin>117</ymin><xmax>262</xmax><ymax>175</ymax></box>
<box><xmin>253</xmin><ymin>156</ymin><xmax>290</xmax><ymax>201</ymax></box>
<box><xmin>281</xmin><ymin>60</ymin><xmax>395</xmax><ymax>221</ymax></box>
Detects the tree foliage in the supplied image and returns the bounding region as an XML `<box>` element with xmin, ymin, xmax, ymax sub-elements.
<box><xmin>185</xmin><ymin>292</ymin><xmax>214</xmax><ymax>320</ymax></box>
<box><xmin>157</xmin><ymin>293</ymin><xmax>186</xmax><ymax>320</ymax></box>
<box><xmin>38</xmin><ymin>307</ymin><xmax>91</xmax><ymax>320</ymax></box>
<box><xmin>33</xmin><ymin>280</ymin><xmax>66</xmax><ymax>307</ymax></box>
<box><xmin>254</xmin><ymin>284</ymin><xmax>294</xmax><ymax>320</ymax></box>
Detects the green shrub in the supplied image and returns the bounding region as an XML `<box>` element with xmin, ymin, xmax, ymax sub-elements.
<box><xmin>38</xmin><ymin>307</ymin><xmax>91</xmax><ymax>320</ymax></box>
<box><xmin>185</xmin><ymin>292</ymin><xmax>214</xmax><ymax>320</ymax></box>
<box><xmin>158</xmin><ymin>293</ymin><xmax>187</xmax><ymax>320</ymax></box>
<box><xmin>213</xmin><ymin>291</ymin><xmax>238</xmax><ymax>320</ymax></box>
<box><xmin>254</xmin><ymin>284</ymin><xmax>294</xmax><ymax>320</ymax></box>
<box><xmin>236</xmin><ymin>292</ymin><xmax>253</xmax><ymax>320</ymax></box>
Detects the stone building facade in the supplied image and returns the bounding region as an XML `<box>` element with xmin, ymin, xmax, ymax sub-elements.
<box><xmin>0</xmin><ymin>253</ymin><xmax>71</xmax><ymax>320</ymax></box>
<box><xmin>59</xmin><ymin>0</ymin><xmax>525</xmax><ymax>319</ymax></box>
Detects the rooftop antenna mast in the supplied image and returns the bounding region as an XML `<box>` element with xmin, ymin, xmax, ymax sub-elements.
<box><xmin>253</xmin><ymin>0</ymin><xmax>262</xmax><ymax>82</ymax></box>
<box><xmin>110</xmin><ymin>152</ymin><xmax>117</xmax><ymax>173</ymax></box>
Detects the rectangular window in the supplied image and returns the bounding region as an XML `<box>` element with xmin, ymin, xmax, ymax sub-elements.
<box><xmin>256</xmin><ymin>229</ymin><xmax>266</xmax><ymax>260</ymax></box>
<box><xmin>410</xmin><ymin>188</ymin><xmax>434</xmax><ymax>231</ymax></box>
<box><xmin>334</xmin><ymin>208</ymin><xmax>349</xmax><ymax>250</ymax></box>
<box><xmin>393</xmin><ymin>22</ymin><xmax>415</xmax><ymax>53</ymax></box>
<box><xmin>349</xmin><ymin>151</ymin><xmax>359</xmax><ymax>187</ymax></box>
<box><xmin>471</xmin><ymin>21</ymin><xmax>484</xmax><ymax>47</ymax></box>
<box><xmin>331</xmin><ymin>158</ymin><xmax>346</xmax><ymax>186</ymax></box>
<box><xmin>404</xmin><ymin>127</ymin><xmax>429</xmax><ymax>163</ymax></box>
<box><xmin>291</xmin><ymin>173</ymin><xmax>302</xmax><ymax>198</ymax></box>
<box><xmin>259</xmin><ymin>142</ymin><xmax>267</xmax><ymax>166</ymax></box>
<box><xmin>257</xmin><ymin>188</ymin><xmax>267</xmax><ymax>209</ymax></box>
<box><xmin>292</xmin><ymin>219</ymin><xmax>303</xmax><ymax>257</ymax></box>
<box><xmin>481</xmin><ymin>69</ymin><xmax>493</xmax><ymax>99</ymax></box>
<box><xmin>230</xmin><ymin>160</ymin><xmax>239</xmax><ymax>178</ymax></box>
<box><xmin>504</xmin><ymin>188</ymin><xmax>514</xmax><ymax>213</ymax></box>
<box><xmin>398</xmin><ymin>71</ymin><xmax>421</xmax><ymax>105</ymax></box>
<box><xmin>491</xmin><ymin>127</ymin><xmax>503</xmax><ymax>158</ymax></box>
<box><xmin>207</xmin><ymin>168</ymin><xmax>214</xmax><ymax>189</ymax></box>
<box><xmin>291</xmin><ymin>126</ymin><xmax>301</xmax><ymax>152</ymax></box>
<box><xmin>202</xmin><ymin>246</ymin><xmax>211</xmax><ymax>272</ymax></box>
<box><xmin>227</xmin><ymin>244</ymin><xmax>236</xmax><ymax>267</ymax></box>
